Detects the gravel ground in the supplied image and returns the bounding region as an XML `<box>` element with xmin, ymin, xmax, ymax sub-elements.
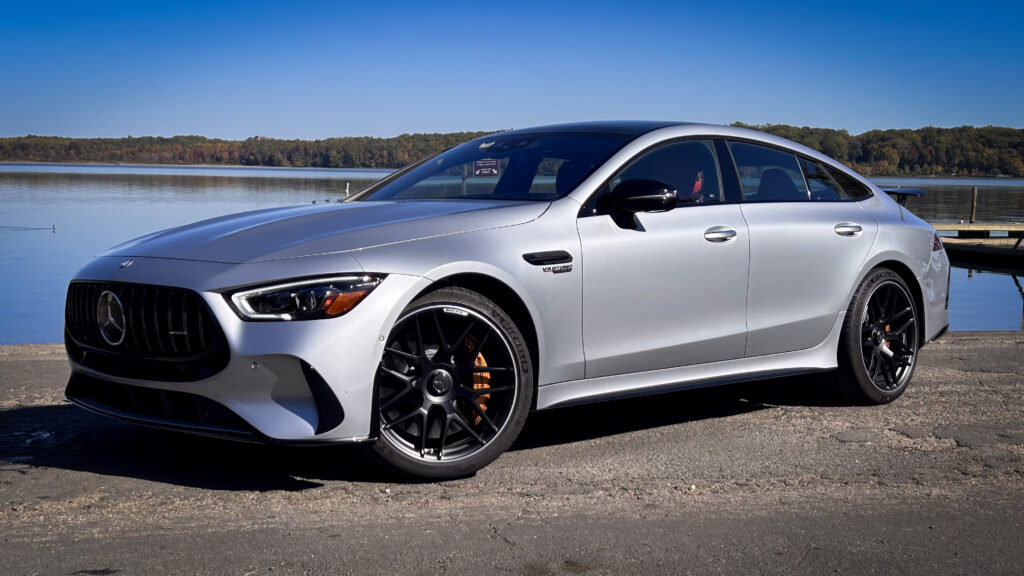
<box><xmin>1</xmin><ymin>333</ymin><xmax>1022</xmax><ymax>575</ymax></box>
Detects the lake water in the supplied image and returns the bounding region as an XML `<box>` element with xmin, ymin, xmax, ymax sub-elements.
<box><xmin>874</xmin><ymin>176</ymin><xmax>1024</xmax><ymax>223</ymax></box>
<box><xmin>0</xmin><ymin>164</ymin><xmax>1021</xmax><ymax>344</ymax></box>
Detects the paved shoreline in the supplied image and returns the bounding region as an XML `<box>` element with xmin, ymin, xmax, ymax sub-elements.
<box><xmin>1</xmin><ymin>334</ymin><xmax>1022</xmax><ymax>575</ymax></box>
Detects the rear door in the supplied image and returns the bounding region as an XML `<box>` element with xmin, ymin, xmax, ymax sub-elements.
<box><xmin>722</xmin><ymin>140</ymin><xmax>878</xmax><ymax>357</ymax></box>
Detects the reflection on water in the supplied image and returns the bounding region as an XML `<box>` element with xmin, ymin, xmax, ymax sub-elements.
<box><xmin>949</xmin><ymin>266</ymin><xmax>1023</xmax><ymax>331</ymax></box>
<box><xmin>3</xmin><ymin>171</ymin><xmax>379</xmax><ymax>200</ymax></box>
<box><xmin>0</xmin><ymin>165</ymin><xmax>1021</xmax><ymax>344</ymax></box>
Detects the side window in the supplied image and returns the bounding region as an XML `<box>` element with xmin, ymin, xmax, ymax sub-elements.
<box><xmin>606</xmin><ymin>139</ymin><xmax>723</xmax><ymax>206</ymax></box>
<box><xmin>828</xmin><ymin>167</ymin><xmax>874</xmax><ymax>200</ymax></box>
<box><xmin>728</xmin><ymin>141</ymin><xmax>808</xmax><ymax>202</ymax></box>
<box><xmin>800</xmin><ymin>157</ymin><xmax>843</xmax><ymax>201</ymax></box>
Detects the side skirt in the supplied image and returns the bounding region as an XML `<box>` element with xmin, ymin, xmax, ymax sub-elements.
<box><xmin>536</xmin><ymin>314</ymin><xmax>844</xmax><ymax>411</ymax></box>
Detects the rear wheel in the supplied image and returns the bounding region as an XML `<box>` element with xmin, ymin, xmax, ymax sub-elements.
<box><xmin>370</xmin><ymin>287</ymin><xmax>533</xmax><ymax>479</ymax></box>
<box><xmin>832</xmin><ymin>268</ymin><xmax>919</xmax><ymax>404</ymax></box>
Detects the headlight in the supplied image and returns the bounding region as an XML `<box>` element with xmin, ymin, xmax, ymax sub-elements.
<box><xmin>228</xmin><ymin>275</ymin><xmax>384</xmax><ymax>321</ymax></box>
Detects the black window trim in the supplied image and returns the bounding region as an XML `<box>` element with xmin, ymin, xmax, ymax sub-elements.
<box><xmin>715</xmin><ymin>138</ymin><xmax>743</xmax><ymax>204</ymax></box>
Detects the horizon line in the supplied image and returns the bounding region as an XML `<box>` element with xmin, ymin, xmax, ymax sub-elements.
<box><xmin>4</xmin><ymin>122</ymin><xmax>1024</xmax><ymax>142</ymax></box>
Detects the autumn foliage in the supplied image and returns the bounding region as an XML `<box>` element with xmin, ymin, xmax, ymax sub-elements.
<box><xmin>1</xmin><ymin>125</ymin><xmax>1022</xmax><ymax>177</ymax></box>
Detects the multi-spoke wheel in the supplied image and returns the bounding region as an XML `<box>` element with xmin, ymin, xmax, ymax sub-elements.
<box><xmin>370</xmin><ymin>287</ymin><xmax>533</xmax><ymax>479</ymax></box>
<box><xmin>833</xmin><ymin>268</ymin><xmax>920</xmax><ymax>404</ymax></box>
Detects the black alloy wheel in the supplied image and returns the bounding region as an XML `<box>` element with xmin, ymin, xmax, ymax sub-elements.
<box><xmin>370</xmin><ymin>287</ymin><xmax>533</xmax><ymax>479</ymax></box>
<box><xmin>833</xmin><ymin>268</ymin><xmax>920</xmax><ymax>404</ymax></box>
<box><xmin>860</xmin><ymin>280</ymin><xmax>918</xmax><ymax>391</ymax></box>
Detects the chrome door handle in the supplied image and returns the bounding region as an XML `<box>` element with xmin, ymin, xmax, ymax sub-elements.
<box><xmin>834</xmin><ymin>222</ymin><xmax>863</xmax><ymax>237</ymax></box>
<box><xmin>704</xmin><ymin>226</ymin><xmax>737</xmax><ymax>243</ymax></box>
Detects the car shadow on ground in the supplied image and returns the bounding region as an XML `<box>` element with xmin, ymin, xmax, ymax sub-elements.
<box><xmin>0</xmin><ymin>373</ymin><xmax>844</xmax><ymax>490</ymax></box>
<box><xmin>512</xmin><ymin>372</ymin><xmax>842</xmax><ymax>450</ymax></box>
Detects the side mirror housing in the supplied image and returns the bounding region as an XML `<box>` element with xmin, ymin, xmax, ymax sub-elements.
<box><xmin>598</xmin><ymin>179</ymin><xmax>678</xmax><ymax>228</ymax></box>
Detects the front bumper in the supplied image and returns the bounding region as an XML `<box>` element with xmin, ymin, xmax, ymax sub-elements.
<box><xmin>64</xmin><ymin>255</ymin><xmax>428</xmax><ymax>443</ymax></box>
<box><xmin>66</xmin><ymin>373</ymin><xmax>265</xmax><ymax>441</ymax></box>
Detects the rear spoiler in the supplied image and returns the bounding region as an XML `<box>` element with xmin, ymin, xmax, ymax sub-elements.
<box><xmin>880</xmin><ymin>187</ymin><xmax>926</xmax><ymax>206</ymax></box>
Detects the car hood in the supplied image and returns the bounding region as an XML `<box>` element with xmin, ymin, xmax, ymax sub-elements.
<box><xmin>103</xmin><ymin>200</ymin><xmax>548</xmax><ymax>264</ymax></box>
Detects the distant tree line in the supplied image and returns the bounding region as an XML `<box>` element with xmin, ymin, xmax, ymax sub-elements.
<box><xmin>0</xmin><ymin>132</ymin><xmax>496</xmax><ymax>169</ymax></box>
<box><xmin>1</xmin><ymin>124</ymin><xmax>1022</xmax><ymax>177</ymax></box>
<box><xmin>732</xmin><ymin>123</ymin><xmax>1024</xmax><ymax>177</ymax></box>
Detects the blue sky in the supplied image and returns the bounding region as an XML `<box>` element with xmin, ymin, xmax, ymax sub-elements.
<box><xmin>1</xmin><ymin>0</ymin><xmax>1021</xmax><ymax>139</ymax></box>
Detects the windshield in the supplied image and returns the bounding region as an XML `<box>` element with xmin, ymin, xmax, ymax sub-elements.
<box><xmin>356</xmin><ymin>133</ymin><xmax>629</xmax><ymax>202</ymax></box>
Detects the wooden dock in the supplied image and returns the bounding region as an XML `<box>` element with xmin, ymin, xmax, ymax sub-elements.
<box><xmin>935</xmin><ymin>223</ymin><xmax>1024</xmax><ymax>269</ymax></box>
<box><xmin>932</xmin><ymin>222</ymin><xmax>1024</xmax><ymax>237</ymax></box>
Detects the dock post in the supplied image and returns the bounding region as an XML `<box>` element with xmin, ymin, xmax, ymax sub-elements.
<box><xmin>959</xmin><ymin>187</ymin><xmax>990</xmax><ymax>238</ymax></box>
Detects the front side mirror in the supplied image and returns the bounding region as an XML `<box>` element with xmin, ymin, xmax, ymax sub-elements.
<box><xmin>598</xmin><ymin>178</ymin><xmax>678</xmax><ymax>228</ymax></box>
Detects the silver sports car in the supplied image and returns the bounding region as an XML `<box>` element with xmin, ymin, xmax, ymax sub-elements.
<box><xmin>64</xmin><ymin>122</ymin><xmax>950</xmax><ymax>479</ymax></box>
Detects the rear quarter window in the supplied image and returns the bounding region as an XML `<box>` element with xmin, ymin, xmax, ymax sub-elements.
<box><xmin>827</xmin><ymin>166</ymin><xmax>874</xmax><ymax>200</ymax></box>
<box><xmin>798</xmin><ymin>157</ymin><xmax>875</xmax><ymax>201</ymax></box>
<box><xmin>800</xmin><ymin>158</ymin><xmax>844</xmax><ymax>201</ymax></box>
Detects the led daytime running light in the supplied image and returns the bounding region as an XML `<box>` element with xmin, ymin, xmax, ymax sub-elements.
<box><xmin>230</xmin><ymin>275</ymin><xmax>382</xmax><ymax>321</ymax></box>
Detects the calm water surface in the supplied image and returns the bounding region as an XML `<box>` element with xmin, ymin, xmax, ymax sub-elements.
<box><xmin>874</xmin><ymin>176</ymin><xmax>1024</xmax><ymax>222</ymax></box>
<box><xmin>0</xmin><ymin>164</ymin><xmax>1021</xmax><ymax>344</ymax></box>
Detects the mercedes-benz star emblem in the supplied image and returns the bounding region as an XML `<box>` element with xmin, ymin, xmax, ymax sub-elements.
<box><xmin>96</xmin><ymin>290</ymin><xmax>126</xmax><ymax>346</ymax></box>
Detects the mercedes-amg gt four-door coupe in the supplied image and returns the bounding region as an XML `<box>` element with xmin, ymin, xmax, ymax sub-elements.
<box><xmin>64</xmin><ymin>122</ymin><xmax>950</xmax><ymax>479</ymax></box>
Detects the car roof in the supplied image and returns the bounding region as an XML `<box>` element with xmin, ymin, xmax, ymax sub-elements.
<box><xmin>503</xmin><ymin>120</ymin><xmax>689</xmax><ymax>137</ymax></box>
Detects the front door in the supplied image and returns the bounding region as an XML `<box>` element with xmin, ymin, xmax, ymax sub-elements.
<box><xmin>577</xmin><ymin>139</ymin><xmax>750</xmax><ymax>378</ymax></box>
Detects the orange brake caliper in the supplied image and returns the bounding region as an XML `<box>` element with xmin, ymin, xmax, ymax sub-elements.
<box><xmin>467</xmin><ymin>335</ymin><xmax>490</xmax><ymax>425</ymax></box>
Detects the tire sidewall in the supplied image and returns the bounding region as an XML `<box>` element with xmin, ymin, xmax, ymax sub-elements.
<box><xmin>370</xmin><ymin>287</ymin><xmax>534</xmax><ymax>480</ymax></box>
<box><xmin>848</xmin><ymin>269</ymin><xmax>919</xmax><ymax>404</ymax></box>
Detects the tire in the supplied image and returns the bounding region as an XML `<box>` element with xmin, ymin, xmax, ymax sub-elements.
<box><xmin>831</xmin><ymin>267</ymin><xmax>920</xmax><ymax>404</ymax></box>
<box><xmin>369</xmin><ymin>287</ymin><xmax>533</xmax><ymax>479</ymax></box>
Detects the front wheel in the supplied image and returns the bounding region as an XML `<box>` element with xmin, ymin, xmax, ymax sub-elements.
<box><xmin>370</xmin><ymin>287</ymin><xmax>533</xmax><ymax>479</ymax></box>
<box><xmin>832</xmin><ymin>268</ymin><xmax>920</xmax><ymax>404</ymax></box>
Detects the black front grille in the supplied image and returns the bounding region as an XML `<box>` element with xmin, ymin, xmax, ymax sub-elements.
<box><xmin>65</xmin><ymin>281</ymin><xmax>230</xmax><ymax>382</ymax></box>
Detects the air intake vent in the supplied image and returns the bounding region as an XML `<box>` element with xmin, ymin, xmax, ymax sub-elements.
<box><xmin>66</xmin><ymin>374</ymin><xmax>256</xmax><ymax>437</ymax></box>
